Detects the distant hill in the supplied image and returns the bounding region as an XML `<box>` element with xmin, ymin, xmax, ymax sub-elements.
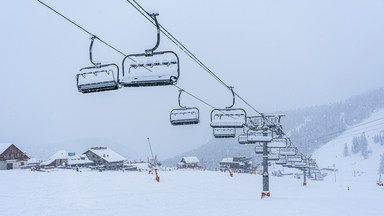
<box><xmin>313</xmin><ymin>109</ymin><xmax>384</xmax><ymax>176</ymax></box>
<box><xmin>163</xmin><ymin>87</ymin><xmax>384</xmax><ymax>169</ymax></box>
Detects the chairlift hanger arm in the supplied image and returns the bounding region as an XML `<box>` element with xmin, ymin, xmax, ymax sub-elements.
<box><xmin>226</xmin><ymin>87</ymin><xmax>235</xmax><ymax>109</ymax></box>
<box><xmin>178</xmin><ymin>90</ymin><xmax>186</xmax><ymax>108</ymax></box>
<box><xmin>145</xmin><ymin>12</ymin><xmax>161</xmax><ymax>56</ymax></box>
<box><xmin>89</xmin><ymin>36</ymin><xmax>101</xmax><ymax>67</ymax></box>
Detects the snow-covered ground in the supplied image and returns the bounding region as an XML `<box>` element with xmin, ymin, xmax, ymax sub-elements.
<box><xmin>2</xmin><ymin>111</ymin><xmax>384</xmax><ymax>216</ymax></box>
<box><xmin>0</xmin><ymin>168</ymin><xmax>382</xmax><ymax>216</ymax></box>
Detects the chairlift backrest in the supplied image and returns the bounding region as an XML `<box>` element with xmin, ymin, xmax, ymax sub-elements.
<box><xmin>238</xmin><ymin>134</ymin><xmax>256</xmax><ymax>145</ymax></box>
<box><xmin>247</xmin><ymin>129</ymin><xmax>273</xmax><ymax>143</ymax></box>
<box><xmin>279</xmin><ymin>147</ymin><xmax>297</xmax><ymax>156</ymax></box>
<box><xmin>267</xmin><ymin>138</ymin><xmax>288</xmax><ymax>148</ymax></box>
<box><xmin>246</xmin><ymin>116</ymin><xmax>264</xmax><ymax>130</ymax></box>
<box><xmin>121</xmin><ymin>51</ymin><xmax>180</xmax><ymax>87</ymax></box>
<box><xmin>77</xmin><ymin>64</ymin><xmax>119</xmax><ymax>94</ymax></box>
<box><xmin>213</xmin><ymin>128</ymin><xmax>236</xmax><ymax>138</ymax></box>
<box><xmin>210</xmin><ymin>108</ymin><xmax>246</xmax><ymax>128</ymax></box>
<box><xmin>264</xmin><ymin>114</ymin><xmax>285</xmax><ymax>126</ymax></box>
<box><xmin>282</xmin><ymin>162</ymin><xmax>294</xmax><ymax>168</ymax></box>
<box><xmin>293</xmin><ymin>162</ymin><xmax>309</xmax><ymax>168</ymax></box>
<box><xmin>287</xmin><ymin>155</ymin><xmax>302</xmax><ymax>162</ymax></box>
<box><xmin>170</xmin><ymin>107</ymin><xmax>199</xmax><ymax>126</ymax></box>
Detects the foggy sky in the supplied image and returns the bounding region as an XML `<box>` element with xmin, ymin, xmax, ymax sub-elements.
<box><xmin>1</xmin><ymin>0</ymin><xmax>383</xmax><ymax>160</ymax></box>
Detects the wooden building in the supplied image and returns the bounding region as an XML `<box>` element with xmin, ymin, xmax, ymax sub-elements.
<box><xmin>41</xmin><ymin>150</ymin><xmax>70</xmax><ymax>168</ymax></box>
<box><xmin>0</xmin><ymin>143</ymin><xmax>30</xmax><ymax>170</ymax></box>
<box><xmin>84</xmin><ymin>147</ymin><xmax>126</xmax><ymax>170</ymax></box>
<box><xmin>219</xmin><ymin>156</ymin><xmax>252</xmax><ymax>172</ymax></box>
<box><xmin>177</xmin><ymin>157</ymin><xmax>200</xmax><ymax>169</ymax></box>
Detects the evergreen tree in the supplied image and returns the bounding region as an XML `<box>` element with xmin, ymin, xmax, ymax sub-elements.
<box><xmin>351</xmin><ymin>136</ymin><xmax>360</xmax><ymax>154</ymax></box>
<box><xmin>343</xmin><ymin>143</ymin><xmax>349</xmax><ymax>157</ymax></box>
<box><xmin>360</xmin><ymin>132</ymin><xmax>369</xmax><ymax>159</ymax></box>
<box><xmin>379</xmin><ymin>154</ymin><xmax>384</xmax><ymax>174</ymax></box>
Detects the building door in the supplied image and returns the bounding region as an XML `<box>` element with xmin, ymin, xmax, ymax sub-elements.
<box><xmin>7</xmin><ymin>163</ymin><xmax>13</xmax><ymax>170</ymax></box>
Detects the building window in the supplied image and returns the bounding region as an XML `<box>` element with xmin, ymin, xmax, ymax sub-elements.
<box><xmin>9</xmin><ymin>154</ymin><xmax>11</xmax><ymax>159</ymax></box>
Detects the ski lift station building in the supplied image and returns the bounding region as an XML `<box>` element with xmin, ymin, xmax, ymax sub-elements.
<box><xmin>177</xmin><ymin>157</ymin><xmax>200</xmax><ymax>169</ymax></box>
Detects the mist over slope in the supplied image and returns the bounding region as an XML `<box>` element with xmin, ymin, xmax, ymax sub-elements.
<box><xmin>163</xmin><ymin>87</ymin><xmax>384</xmax><ymax>168</ymax></box>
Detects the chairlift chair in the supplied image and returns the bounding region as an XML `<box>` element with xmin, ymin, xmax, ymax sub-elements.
<box><xmin>282</xmin><ymin>162</ymin><xmax>294</xmax><ymax>168</ymax></box>
<box><xmin>210</xmin><ymin>87</ymin><xmax>246</xmax><ymax>128</ymax></box>
<box><xmin>121</xmin><ymin>13</ymin><xmax>180</xmax><ymax>87</ymax></box>
<box><xmin>170</xmin><ymin>90</ymin><xmax>199</xmax><ymax>125</ymax></box>
<box><xmin>238</xmin><ymin>128</ymin><xmax>257</xmax><ymax>144</ymax></box>
<box><xmin>213</xmin><ymin>128</ymin><xmax>236</xmax><ymax>138</ymax></box>
<box><xmin>264</xmin><ymin>114</ymin><xmax>285</xmax><ymax>126</ymax></box>
<box><xmin>293</xmin><ymin>162</ymin><xmax>309</xmax><ymax>168</ymax></box>
<box><xmin>246</xmin><ymin>116</ymin><xmax>264</xmax><ymax>130</ymax></box>
<box><xmin>76</xmin><ymin>36</ymin><xmax>119</xmax><ymax>93</ymax></box>
<box><xmin>247</xmin><ymin>129</ymin><xmax>273</xmax><ymax>143</ymax></box>
<box><xmin>279</xmin><ymin>147</ymin><xmax>298</xmax><ymax>156</ymax></box>
<box><xmin>287</xmin><ymin>155</ymin><xmax>302</xmax><ymax>162</ymax></box>
<box><xmin>266</xmin><ymin>138</ymin><xmax>289</xmax><ymax>148</ymax></box>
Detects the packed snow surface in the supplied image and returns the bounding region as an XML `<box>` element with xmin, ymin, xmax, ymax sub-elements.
<box><xmin>0</xmin><ymin>169</ymin><xmax>382</xmax><ymax>216</ymax></box>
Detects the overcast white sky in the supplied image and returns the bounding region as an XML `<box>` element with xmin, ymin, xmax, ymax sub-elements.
<box><xmin>1</xmin><ymin>0</ymin><xmax>383</xmax><ymax>160</ymax></box>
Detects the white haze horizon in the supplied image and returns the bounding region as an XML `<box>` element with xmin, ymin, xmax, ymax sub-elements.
<box><xmin>1</xmin><ymin>0</ymin><xmax>383</xmax><ymax>160</ymax></box>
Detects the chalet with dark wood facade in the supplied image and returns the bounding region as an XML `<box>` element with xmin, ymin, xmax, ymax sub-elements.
<box><xmin>177</xmin><ymin>157</ymin><xmax>200</xmax><ymax>169</ymax></box>
<box><xmin>0</xmin><ymin>143</ymin><xmax>30</xmax><ymax>170</ymax></box>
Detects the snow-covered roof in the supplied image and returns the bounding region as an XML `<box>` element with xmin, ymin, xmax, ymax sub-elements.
<box><xmin>67</xmin><ymin>154</ymin><xmax>94</xmax><ymax>166</ymax></box>
<box><xmin>41</xmin><ymin>150</ymin><xmax>69</xmax><ymax>166</ymax></box>
<box><xmin>27</xmin><ymin>158</ymin><xmax>40</xmax><ymax>164</ymax></box>
<box><xmin>221</xmin><ymin>158</ymin><xmax>234</xmax><ymax>163</ymax></box>
<box><xmin>181</xmin><ymin>157</ymin><xmax>199</xmax><ymax>164</ymax></box>
<box><xmin>86</xmin><ymin>147</ymin><xmax>126</xmax><ymax>163</ymax></box>
<box><xmin>130</xmin><ymin>162</ymin><xmax>149</xmax><ymax>170</ymax></box>
<box><xmin>50</xmin><ymin>150</ymin><xmax>69</xmax><ymax>160</ymax></box>
<box><xmin>0</xmin><ymin>143</ymin><xmax>12</xmax><ymax>154</ymax></box>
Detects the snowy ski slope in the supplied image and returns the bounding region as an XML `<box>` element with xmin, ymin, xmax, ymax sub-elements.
<box><xmin>314</xmin><ymin>109</ymin><xmax>384</xmax><ymax>176</ymax></box>
<box><xmin>0</xmin><ymin>168</ymin><xmax>382</xmax><ymax>216</ymax></box>
<box><xmin>1</xmin><ymin>111</ymin><xmax>384</xmax><ymax>216</ymax></box>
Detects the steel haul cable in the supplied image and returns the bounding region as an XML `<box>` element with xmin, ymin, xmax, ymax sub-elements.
<box><xmin>127</xmin><ymin>0</ymin><xmax>264</xmax><ymax>116</ymax></box>
<box><xmin>36</xmin><ymin>0</ymin><xmax>230</xmax><ymax>113</ymax></box>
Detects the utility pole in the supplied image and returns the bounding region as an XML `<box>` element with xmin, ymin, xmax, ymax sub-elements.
<box><xmin>303</xmin><ymin>168</ymin><xmax>307</xmax><ymax>186</ymax></box>
<box><xmin>147</xmin><ymin>137</ymin><xmax>154</xmax><ymax>160</ymax></box>
<box><xmin>262</xmin><ymin>141</ymin><xmax>270</xmax><ymax>198</ymax></box>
